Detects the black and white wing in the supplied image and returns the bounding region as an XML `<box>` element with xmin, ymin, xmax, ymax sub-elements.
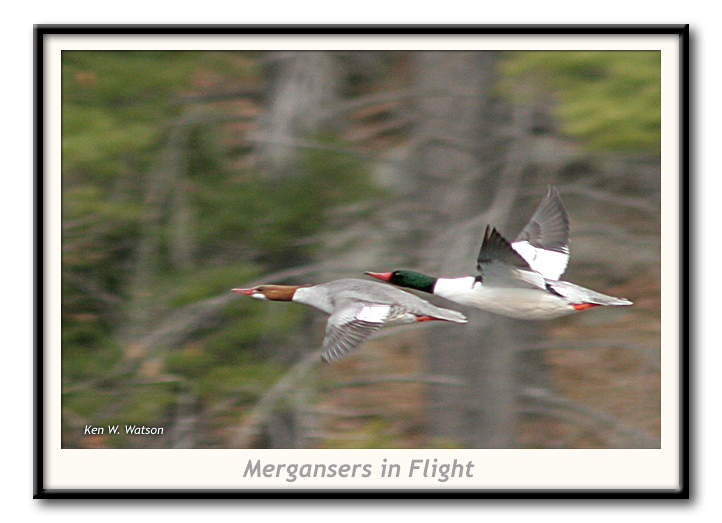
<box><xmin>476</xmin><ymin>226</ymin><xmax>547</xmax><ymax>290</ymax></box>
<box><xmin>321</xmin><ymin>300</ymin><xmax>399</xmax><ymax>363</ymax></box>
<box><xmin>511</xmin><ymin>186</ymin><xmax>570</xmax><ymax>280</ymax></box>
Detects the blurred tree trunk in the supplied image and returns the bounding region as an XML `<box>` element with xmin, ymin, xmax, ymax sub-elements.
<box><xmin>169</xmin><ymin>170</ymin><xmax>194</xmax><ymax>270</ymax></box>
<box><xmin>410</xmin><ymin>51</ymin><xmax>544</xmax><ymax>448</ymax></box>
<box><xmin>253</xmin><ymin>51</ymin><xmax>340</xmax><ymax>448</ymax></box>
<box><xmin>121</xmin><ymin>122</ymin><xmax>190</xmax><ymax>360</ymax></box>
<box><xmin>256</xmin><ymin>52</ymin><xmax>340</xmax><ymax>178</ymax></box>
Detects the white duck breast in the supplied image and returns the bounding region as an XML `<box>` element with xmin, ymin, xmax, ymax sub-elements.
<box><xmin>433</xmin><ymin>273</ymin><xmax>576</xmax><ymax>320</ymax></box>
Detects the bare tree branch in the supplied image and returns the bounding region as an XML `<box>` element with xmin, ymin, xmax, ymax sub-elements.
<box><xmin>169</xmin><ymin>113</ymin><xmax>256</xmax><ymax>127</ymax></box>
<box><xmin>171</xmin><ymin>382</ymin><xmax>199</xmax><ymax>448</ymax></box>
<box><xmin>229</xmin><ymin>324</ymin><xmax>465</xmax><ymax>447</ymax></box>
<box><xmin>173</xmin><ymin>88</ymin><xmax>263</xmax><ymax>105</ymax></box>
<box><xmin>231</xmin><ymin>348</ymin><xmax>322</xmax><ymax>448</ymax></box>
<box><xmin>61</xmin><ymin>262</ymin><xmax>335</xmax><ymax>394</ymax></box>
<box><xmin>244</xmin><ymin>133</ymin><xmax>399</xmax><ymax>165</ymax></box>
<box><xmin>319</xmin><ymin>88</ymin><xmax>495</xmax><ymax>121</ymax></box>
<box><xmin>63</xmin><ymin>271</ymin><xmax>123</xmax><ymax>308</ymax></box>
<box><xmin>321</xmin><ymin>374</ymin><xmax>466</xmax><ymax>391</ymax></box>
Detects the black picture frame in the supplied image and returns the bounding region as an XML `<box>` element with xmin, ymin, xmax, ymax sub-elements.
<box><xmin>34</xmin><ymin>24</ymin><xmax>690</xmax><ymax>500</ymax></box>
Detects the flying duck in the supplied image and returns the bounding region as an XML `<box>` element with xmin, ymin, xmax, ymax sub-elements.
<box><xmin>232</xmin><ymin>278</ymin><xmax>467</xmax><ymax>362</ymax></box>
<box><xmin>365</xmin><ymin>186</ymin><xmax>632</xmax><ymax>320</ymax></box>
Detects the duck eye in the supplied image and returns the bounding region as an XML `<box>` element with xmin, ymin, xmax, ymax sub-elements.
<box><xmin>256</xmin><ymin>286</ymin><xmax>264</xmax><ymax>292</ymax></box>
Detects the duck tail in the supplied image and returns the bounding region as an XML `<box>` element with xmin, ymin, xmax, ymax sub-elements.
<box><xmin>550</xmin><ymin>281</ymin><xmax>633</xmax><ymax>307</ymax></box>
<box><xmin>595</xmin><ymin>295</ymin><xmax>633</xmax><ymax>306</ymax></box>
<box><xmin>428</xmin><ymin>306</ymin><xmax>468</xmax><ymax>323</ymax></box>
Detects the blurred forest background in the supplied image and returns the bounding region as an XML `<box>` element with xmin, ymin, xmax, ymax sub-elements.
<box><xmin>62</xmin><ymin>50</ymin><xmax>660</xmax><ymax>449</ymax></box>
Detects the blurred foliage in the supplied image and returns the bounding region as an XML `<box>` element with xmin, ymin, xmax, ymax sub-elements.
<box><xmin>61</xmin><ymin>51</ymin><xmax>376</xmax><ymax>447</ymax></box>
<box><xmin>61</xmin><ymin>50</ymin><xmax>660</xmax><ymax>449</ymax></box>
<box><xmin>499</xmin><ymin>51</ymin><xmax>660</xmax><ymax>152</ymax></box>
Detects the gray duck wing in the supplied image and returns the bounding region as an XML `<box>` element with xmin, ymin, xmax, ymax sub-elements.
<box><xmin>511</xmin><ymin>186</ymin><xmax>570</xmax><ymax>280</ymax></box>
<box><xmin>332</xmin><ymin>280</ymin><xmax>467</xmax><ymax>324</ymax></box>
<box><xmin>321</xmin><ymin>299</ymin><xmax>401</xmax><ymax>363</ymax></box>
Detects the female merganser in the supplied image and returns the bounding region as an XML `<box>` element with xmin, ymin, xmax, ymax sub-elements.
<box><xmin>232</xmin><ymin>278</ymin><xmax>467</xmax><ymax>362</ymax></box>
<box><xmin>365</xmin><ymin>187</ymin><xmax>633</xmax><ymax>320</ymax></box>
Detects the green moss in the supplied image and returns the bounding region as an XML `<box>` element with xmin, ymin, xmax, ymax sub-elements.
<box><xmin>61</xmin><ymin>51</ymin><xmax>383</xmax><ymax>448</ymax></box>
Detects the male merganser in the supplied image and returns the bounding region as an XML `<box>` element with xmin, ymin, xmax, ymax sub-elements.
<box><xmin>365</xmin><ymin>187</ymin><xmax>633</xmax><ymax>320</ymax></box>
<box><xmin>232</xmin><ymin>278</ymin><xmax>467</xmax><ymax>362</ymax></box>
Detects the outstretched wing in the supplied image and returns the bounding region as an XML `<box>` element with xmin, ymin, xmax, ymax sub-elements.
<box><xmin>476</xmin><ymin>226</ymin><xmax>546</xmax><ymax>290</ymax></box>
<box><xmin>321</xmin><ymin>300</ymin><xmax>399</xmax><ymax>363</ymax></box>
<box><xmin>511</xmin><ymin>186</ymin><xmax>570</xmax><ymax>280</ymax></box>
